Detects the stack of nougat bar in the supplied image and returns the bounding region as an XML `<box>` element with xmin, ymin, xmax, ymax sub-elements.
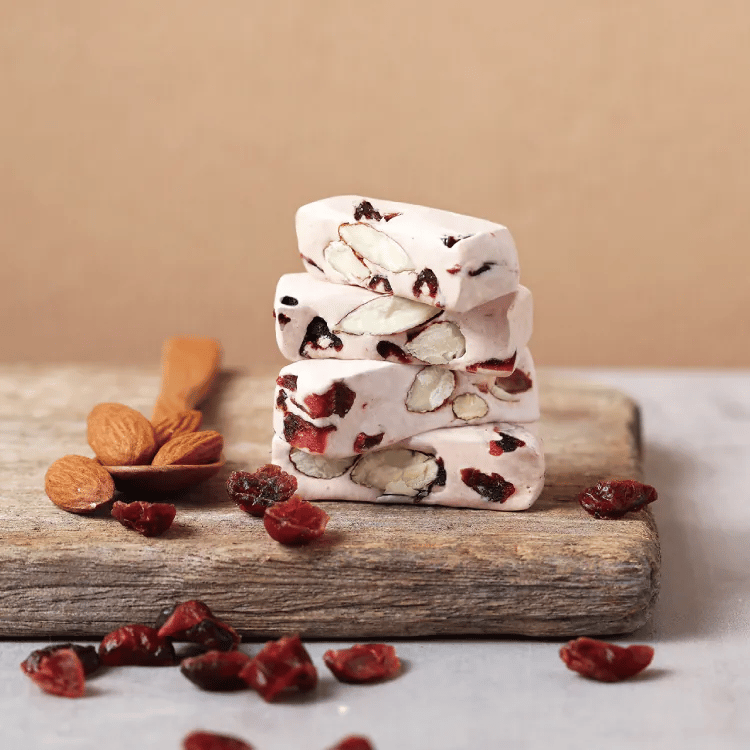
<box><xmin>270</xmin><ymin>196</ymin><xmax>545</xmax><ymax>511</ymax></box>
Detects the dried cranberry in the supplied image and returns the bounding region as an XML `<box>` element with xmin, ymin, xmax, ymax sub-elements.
<box><xmin>467</xmin><ymin>261</ymin><xmax>495</xmax><ymax>277</ymax></box>
<box><xmin>488</xmin><ymin>432</ymin><xmax>526</xmax><ymax>456</ymax></box>
<box><xmin>460</xmin><ymin>468</ymin><xmax>515</xmax><ymax>503</ymax></box>
<box><xmin>263</xmin><ymin>496</ymin><xmax>330</xmax><ymax>545</ymax></box>
<box><xmin>239</xmin><ymin>634</ymin><xmax>317</xmax><ymax>702</ymax></box>
<box><xmin>276</xmin><ymin>374</ymin><xmax>298</xmax><ymax>391</ymax></box>
<box><xmin>22</xmin><ymin>643</ymin><xmax>100</xmax><ymax>677</ymax></box>
<box><xmin>353</xmin><ymin>431</ymin><xmax>384</xmax><ymax>453</ymax></box>
<box><xmin>466</xmin><ymin>353</ymin><xmax>517</xmax><ymax>373</ymax></box>
<box><xmin>441</xmin><ymin>235</ymin><xmax>471</xmax><ymax>248</ymax></box>
<box><xmin>227</xmin><ymin>465</ymin><xmax>297</xmax><ymax>517</ymax></box>
<box><xmin>329</xmin><ymin>738</ymin><xmax>375</xmax><ymax>750</ymax></box>
<box><xmin>99</xmin><ymin>624</ymin><xmax>176</xmax><ymax>667</ymax></box>
<box><xmin>280</xmin><ymin>296</ymin><xmax>298</xmax><ymax>306</ymax></box>
<box><xmin>299</xmin><ymin>317</ymin><xmax>343</xmax><ymax>358</ymax></box>
<box><xmin>277</xmin><ymin>313</ymin><xmax>291</xmax><ymax>327</ymax></box>
<box><xmin>276</xmin><ymin>389</ymin><xmax>288</xmax><ymax>411</ymax></box>
<box><xmin>383</xmin><ymin>212</ymin><xmax>400</xmax><ymax>221</ymax></box>
<box><xmin>560</xmin><ymin>637</ymin><xmax>654</xmax><ymax>682</ymax></box>
<box><xmin>183</xmin><ymin>730</ymin><xmax>254</xmax><ymax>750</ymax></box>
<box><xmin>283</xmin><ymin>413</ymin><xmax>336</xmax><ymax>454</ymax></box>
<box><xmin>323</xmin><ymin>644</ymin><xmax>400</xmax><ymax>684</ymax></box>
<box><xmin>303</xmin><ymin>381</ymin><xmax>356</xmax><ymax>419</ymax></box>
<box><xmin>111</xmin><ymin>500</ymin><xmax>176</xmax><ymax>537</ymax></box>
<box><xmin>181</xmin><ymin>650</ymin><xmax>253</xmax><ymax>691</ymax></box>
<box><xmin>446</xmin><ymin>264</ymin><xmax>462</xmax><ymax>274</ymax></box>
<box><xmin>157</xmin><ymin>600</ymin><xmax>240</xmax><ymax>651</ymax></box>
<box><xmin>368</xmin><ymin>275</ymin><xmax>393</xmax><ymax>293</ymax></box>
<box><xmin>578</xmin><ymin>479</ymin><xmax>658</xmax><ymax>519</ymax></box>
<box><xmin>353</xmin><ymin>200</ymin><xmax>383</xmax><ymax>221</ymax></box>
<box><xmin>494</xmin><ymin>368</ymin><xmax>533</xmax><ymax>394</ymax></box>
<box><xmin>375</xmin><ymin>341</ymin><xmax>412</xmax><ymax>364</ymax></box>
<box><xmin>412</xmin><ymin>268</ymin><xmax>439</xmax><ymax>299</ymax></box>
<box><xmin>22</xmin><ymin>648</ymin><xmax>85</xmax><ymax>698</ymax></box>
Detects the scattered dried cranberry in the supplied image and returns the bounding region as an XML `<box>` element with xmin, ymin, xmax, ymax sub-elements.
<box><xmin>22</xmin><ymin>643</ymin><xmax>100</xmax><ymax>677</ymax></box>
<box><xmin>276</xmin><ymin>374</ymin><xmax>298</xmax><ymax>391</ymax></box>
<box><xmin>111</xmin><ymin>500</ymin><xmax>176</xmax><ymax>537</ymax></box>
<box><xmin>276</xmin><ymin>389</ymin><xmax>288</xmax><ymax>411</ymax></box>
<box><xmin>98</xmin><ymin>624</ymin><xmax>176</xmax><ymax>667</ymax></box>
<box><xmin>263</xmin><ymin>496</ymin><xmax>330</xmax><ymax>545</ymax></box>
<box><xmin>412</xmin><ymin>268</ymin><xmax>439</xmax><ymax>299</ymax></box>
<box><xmin>467</xmin><ymin>261</ymin><xmax>495</xmax><ymax>276</ymax></box>
<box><xmin>460</xmin><ymin>468</ymin><xmax>515</xmax><ymax>503</ymax></box>
<box><xmin>368</xmin><ymin>275</ymin><xmax>392</xmax><ymax>293</ymax></box>
<box><xmin>560</xmin><ymin>637</ymin><xmax>654</xmax><ymax>682</ymax></box>
<box><xmin>183</xmin><ymin>730</ymin><xmax>254</xmax><ymax>750</ymax></box>
<box><xmin>227</xmin><ymin>464</ymin><xmax>297</xmax><ymax>517</ymax></box>
<box><xmin>353</xmin><ymin>431</ymin><xmax>384</xmax><ymax>453</ymax></box>
<box><xmin>329</xmin><ymin>738</ymin><xmax>375</xmax><ymax>750</ymax></box>
<box><xmin>375</xmin><ymin>341</ymin><xmax>412</xmax><ymax>364</ymax></box>
<box><xmin>181</xmin><ymin>650</ymin><xmax>253</xmax><ymax>691</ymax></box>
<box><xmin>157</xmin><ymin>600</ymin><xmax>240</xmax><ymax>652</ymax></box>
<box><xmin>239</xmin><ymin>634</ymin><xmax>317</xmax><ymax>702</ymax></box>
<box><xmin>466</xmin><ymin>353</ymin><xmax>517</xmax><ymax>373</ymax></box>
<box><xmin>283</xmin><ymin>413</ymin><xmax>337</xmax><ymax>454</ymax></box>
<box><xmin>353</xmin><ymin>200</ymin><xmax>383</xmax><ymax>221</ymax></box>
<box><xmin>324</xmin><ymin>644</ymin><xmax>400</xmax><ymax>684</ymax></box>
<box><xmin>488</xmin><ymin>432</ymin><xmax>526</xmax><ymax>456</ymax></box>
<box><xmin>299</xmin><ymin>317</ymin><xmax>343</xmax><ymax>358</ymax></box>
<box><xmin>493</xmin><ymin>368</ymin><xmax>533</xmax><ymax>394</ymax></box>
<box><xmin>21</xmin><ymin>647</ymin><xmax>85</xmax><ymax>698</ymax></box>
<box><xmin>303</xmin><ymin>381</ymin><xmax>356</xmax><ymax>419</ymax></box>
<box><xmin>578</xmin><ymin>479</ymin><xmax>658</xmax><ymax>519</ymax></box>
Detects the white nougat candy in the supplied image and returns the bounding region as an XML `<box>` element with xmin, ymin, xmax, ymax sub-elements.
<box><xmin>274</xmin><ymin>349</ymin><xmax>539</xmax><ymax>458</ymax></box>
<box><xmin>272</xmin><ymin>422</ymin><xmax>545</xmax><ymax>511</ymax></box>
<box><xmin>274</xmin><ymin>273</ymin><xmax>533</xmax><ymax>372</ymax></box>
<box><xmin>296</xmin><ymin>195</ymin><xmax>520</xmax><ymax>312</ymax></box>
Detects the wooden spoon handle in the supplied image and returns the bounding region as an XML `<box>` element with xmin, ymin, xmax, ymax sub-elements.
<box><xmin>152</xmin><ymin>337</ymin><xmax>222</xmax><ymax>423</ymax></box>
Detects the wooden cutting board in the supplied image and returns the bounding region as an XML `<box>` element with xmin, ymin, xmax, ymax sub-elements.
<box><xmin>0</xmin><ymin>365</ymin><xmax>659</xmax><ymax>639</ymax></box>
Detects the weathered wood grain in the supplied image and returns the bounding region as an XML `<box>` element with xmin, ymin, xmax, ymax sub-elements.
<box><xmin>0</xmin><ymin>365</ymin><xmax>659</xmax><ymax>638</ymax></box>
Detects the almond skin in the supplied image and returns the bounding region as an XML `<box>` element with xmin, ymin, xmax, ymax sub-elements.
<box><xmin>45</xmin><ymin>455</ymin><xmax>116</xmax><ymax>514</ymax></box>
<box><xmin>87</xmin><ymin>403</ymin><xmax>157</xmax><ymax>466</ymax></box>
<box><xmin>152</xmin><ymin>430</ymin><xmax>224</xmax><ymax>466</ymax></box>
<box><xmin>152</xmin><ymin>409</ymin><xmax>202</xmax><ymax>448</ymax></box>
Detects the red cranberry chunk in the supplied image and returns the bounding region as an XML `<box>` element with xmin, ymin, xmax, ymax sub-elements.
<box><xmin>488</xmin><ymin>432</ymin><xmax>526</xmax><ymax>456</ymax></box>
<box><xmin>303</xmin><ymin>381</ymin><xmax>356</xmax><ymax>419</ymax></box>
<box><xmin>353</xmin><ymin>200</ymin><xmax>383</xmax><ymax>221</ymax></box>
<box><xmin>299</xmin><ymin>317</ymin><xmax>343</xmax><ymax>358</ymax></box>
<box><xmin>157</xmin><ymin>600</ymin><xmax>240</xmax><ymax>651</ymax></box>
<box><xmin>111</xmin><ymin>500</ymin><xmax>176</xmax><ymax>537</ymax></box>
<box><xmin>276</xmin><ymin>389</ymin><xmax>288</xmax><ymax>411</ymax></box>
<box><xmin>353</xmin><ymin>432</ymin><xmax>385</xmax><ymax>453</ymax></box>
<box><xmin>239</xmin><ymin>634</ymin><xmax>317</xmax><ymax>702</ymax></box>
<box><xmin>324</xmin><ymin>644</ymin><xmax>401</xmax><ymax>684</ymax></box>
<box><xmin>375</xmin><ymin>341</ymin><xmax>412</xmax><ymax>364</ymax></box>
<box><xmin>276</xmin><ymin>374</ymin><xmax>298</xmax><ymax>391</ymax></box>
<box><xmin>441</xmin><ymin>235</ymin><xmax>472</xmax><ymax>248</ymax></box>
<box><xmin>181</xmin><ymin>650</ymin><xmax>253</xmax><ymax>691</ymax></box>
<box><xmin>227</xmin><ymin>465</ymin><xmax>297</xmax><ymax>517</ymax></box>
<box><xmin>460</xmin><ymin>468</ymin><xmax>515</xmax><ymax>503</ymax></box>
<box><xmin>560</xmin><ymin>637</ymin><xmax>654</xmax><ymax>682</ymax></box>
<box><xmin>264</xmin><ymin>496</ymin><xmax>330</xmax><ymax>545</ymax></box>
<box><xmin>99</xmin><ymin>624</ymin><xmax>176</xmax><ymax>667</ymax></box>
<box><xmin>578</xmin><ymin>479</ymin><xmax>658</xmax><ymax>519</ymax></box>
<box><xmin>283</xmin><ymin>413</ymin><xmax>336</xmax><ymax>454</ymax></box>
<box><xmin>22</xmin><ymin>643</ymin><xmax>100</xmax><ymax>677</ymax></box>
<box><xmin>280</xmin><ymin>296</ymin><xmax>298</xmax><ymax>306</ymax></box>
<box><xmin>329</xmin><ymin>738</ymin><xmax>376</xmax><ymax>750</ymax></box>
<box><xmin>368</xmin><ymin>275</ymin><xmax>392</xmax><ymax>293</ymax></box>
<box><xmin>467</xmin><ymin>261</ymin><xmax>495</xmax><ymax>277</ymax></box>
<box><xmin>21</xmin><ymin>648</ymin><xmax>85</xmax><ymax>698</ymax></box>
<box><xmin>183</xmin><ymin>730</ymin><xmax>254</xmax><ymax>750</ymax></box>
<box><xmin>412</xmin><ymin>268</ymin><xmax>439</xmax><ymax>298</ymax></box>
<box><xmin>446</xmin><ymin>264</ymin><xmax>462</xmax><ymax>274</ymax></box>
<box><xmin>494</xmin><ymin>368</ymin><xmax>533</xmax><ymax>394</ymax></box>
<box><xmin>277</xmin><ymin>313</ymin><xmax>291</xmax><ymax>327</ymax></box>
<box><xmin>466</xmin><ymin>353</ymin><xmax>517</xmax><ymax>373</ymax></box>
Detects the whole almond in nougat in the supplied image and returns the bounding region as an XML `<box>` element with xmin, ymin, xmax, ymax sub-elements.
<box><xmin>44</xmin><ymin>455</ymin><xmax>116</xmax><ymax>514</ymax></box>
<box><xmin>152</xmin><ymin>430</ymin><xmax>224</xmax><ymax>466</ymax></box>
<box><xmin>86</xmin><ymin>403</ymin><xmax>157</xmax><ymax>466</ymax></box>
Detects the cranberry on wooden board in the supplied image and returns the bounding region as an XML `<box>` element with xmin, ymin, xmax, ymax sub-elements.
<box><xmin>560</xmin><ymin>637</ymin><xmax>654</xmax><ymax>682</ymax></box>
<box><xmin>323</xmin><ymin>644</ymin><xmax>400</xmax><ymax>684</ymax></box>
<box><xmin>157</xmin><ymin>600</ymin><xmax>240</xmax><ymax>651</ymax></box>
<box><xmin>263</xmin><ymin>496</ymin><xmax>330</xmax><ymax>545</ymax></box>
<box><xmin>21</xmin><ymin>648</ymin><xmax>85</xmax><ymax>698</ymax></box>
<box><xmin>183</xmin><ymin>730</ymin><xmax>254</xmax><ymax>750</ymax></box>
<box><xmin>22</xmin><ymin>643</ymin><xmax>100</xmax><ymax>676</ymax></box>
<box><xmin>578</xmin><ymin>479</ymin><xmax>658</xmax><ymax>519</ymax></box>
<box><xmin>181</xmin><ymin>650</ymin><xmax>252</xmax><ymax>691</ymax></box>
<box><xmin>329</xmin><ymin>738</ymin><xmax>376</xmax><ymax>750</ymax></box>
<box><xmin>99</xmin><ymin>624</ymin><xmax>176</xmax><ymax>667</ymax></box>
<box><xmin>111</xmin><ymin>500</ymin><xmax>176</xmax><ymax>537</ymax></box>
<box><xmin>239</xmin><ymin>634</ymin><xmax>317</xmax><ymax>702</ymax></box>
<box><xmin>226</xmin><ymin>464</ymin><xmax>297</xmax><ymax>517</ymax></box>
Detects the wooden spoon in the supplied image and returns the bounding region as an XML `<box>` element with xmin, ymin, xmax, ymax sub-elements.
<box><xmin>106</xmin><ymin>337</ymin><xmax>225</xmax><ymax>492</ymax></box>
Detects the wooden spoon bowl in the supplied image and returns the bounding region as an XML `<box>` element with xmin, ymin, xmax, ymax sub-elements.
<box><xmin>105</xmin><ymin>459</ymin><xmax>226</xmax><ymax>493</ymax></box>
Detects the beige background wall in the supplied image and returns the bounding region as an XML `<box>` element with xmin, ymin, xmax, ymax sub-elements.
<box><xmin>1</xmin><ymin>0</ymin><xmax>748</xmax><ymax>370</ymax></box>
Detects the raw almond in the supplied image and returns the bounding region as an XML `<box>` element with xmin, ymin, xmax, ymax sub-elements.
<box><xmin>152</xmin><ymin>430</ymin><xmax>224</xmax><ymax>466</ymax></box>
<box><xmin>87</xmin><ymin>403</ymin><xmax>157</xmax><ymax>466</ymax></box>
<box><xmin>44</xmin><ymin>455</ymin><xmax>116</xmax><ymax>514</ymax></box>
<box><xmin>152</xmin><ymin>409</ymin><xmax>202</xmax><ymax>448</ymax></box>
